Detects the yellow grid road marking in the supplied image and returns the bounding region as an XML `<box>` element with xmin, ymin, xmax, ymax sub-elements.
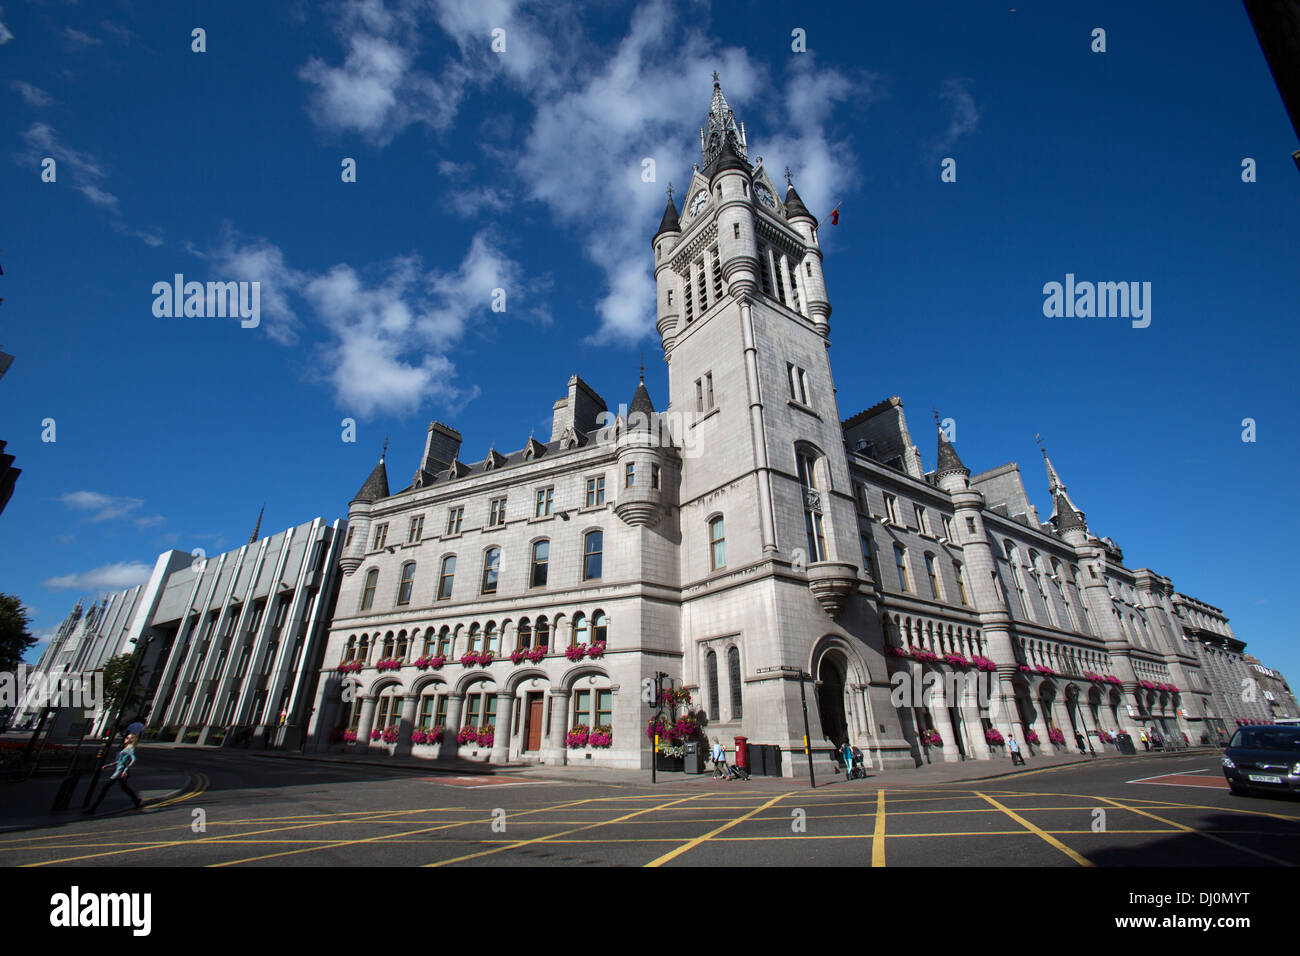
<box><xmin>872</xmin><ymin>789</ymin><xmax>886</xmax><ymax>866</ymax></box>
<box><xmin>1093</xmin><ymin>796</ymin><xmax>1295</xmax><ymax>867</ymax></box>
<box><xmin>427</xmin><ymin>793</ymin><xmax>710</xmax><ymax>867</ymax></box>
<box><xmin>975</xmin><ymin>792</ymin><xmax>1094</xmax><ymax>866</ymax></box>
<box><xmin>645</xmin><ymin>791</ymin><xmax>792</xmax><ymax>867</ymax></box>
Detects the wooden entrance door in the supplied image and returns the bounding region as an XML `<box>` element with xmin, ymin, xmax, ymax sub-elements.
<box><xmin>525</xmin><ymin>694</ymin><xmax>544</xmax><ymax>751</ymax></box>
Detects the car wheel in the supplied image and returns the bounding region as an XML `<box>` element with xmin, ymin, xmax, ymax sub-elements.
<box><xmin>1228</xmin><ymin>782</ymin><xmax>1248</xmax><ymax>796</ymax></box>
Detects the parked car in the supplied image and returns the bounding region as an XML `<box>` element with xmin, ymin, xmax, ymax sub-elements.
<box><xmin>1221</xmin><ymin>726</ymin><xmax>1300</xmax><ymax>797</ymax></box>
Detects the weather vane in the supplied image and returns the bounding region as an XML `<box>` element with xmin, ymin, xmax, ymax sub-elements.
<box><xmin>666</xmin><ymin>182</ymin><xmax>673</xmax><ymax>202</ymax></box>
<box><xmin>381</xmin><ymin>435</ymin><xmax>389</xmax><ymax>460</ymax></box>
<box><xmin>784</xmin><ymin>165</ymin><xmax>793</xmax><ymax>187</ymax></box>
<box><xmin>712</xmin><ymin>70</ymin><xmax>719</xmax><ymax>83</ymax></box>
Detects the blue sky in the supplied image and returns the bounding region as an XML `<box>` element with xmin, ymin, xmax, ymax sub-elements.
<box><xmin>2</xmin><ymin>1</ymin><xmax>1298</xmax><ymax>683</ymax></box>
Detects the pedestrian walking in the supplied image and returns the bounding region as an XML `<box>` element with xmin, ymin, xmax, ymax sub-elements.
<box><xmin>84</xmin><ymin>733</ymin><xmax>142</xmax><ymax>814</ymax></box>
<box><xmin>841</xmin><ymin>740</ymin><xmax>854</xmax><ymax>779</ymax></box>
<box><xmin>1140</xmin><ymin>730</ymin><xmax>1149</xmax><ymax>752</ymax></box>
<box><xmin>1008</xmin><ymin>735</ymin><xmax>1026</xmax><ymax>766</ymax></box>
<box><xmin>710</xmin><ymin>737</ymin><xmax>728</xmax><ymax>780</ymax></box>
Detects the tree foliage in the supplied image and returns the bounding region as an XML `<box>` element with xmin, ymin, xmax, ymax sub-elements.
<box><xmin>0</xmin><ymin>593</ymin><xmax>36</xmax><ymax>674</ymax></box>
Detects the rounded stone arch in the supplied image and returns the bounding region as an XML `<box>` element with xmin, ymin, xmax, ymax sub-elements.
<box><xmin>809</xmin><ymin>634</ymin><xmax>872</xmax><ymax>748</ymax></box>
<box><xmin>559</xmin><ymin>662</ymin><xmax>611</xmax><ymax>692</ymax></box>
<box><xmin>409</xmin><ymin>673</ymin><xmax>448</xmax><ymax>697</ymax></box>
<box><xmin>551</xmin><ymin>610</ymin><xmax>570</xmax><ymax>646</ymax></box>
<box><xmin>792</xmin><ymin>438</ymin><xmax>835</xmax><ymax>491</ymax></box>
<box><xmin>367</xmin><ymin>674</ymin><xmax>404</xmax><ymax>696</ymax></box>
<box><xmin>454</xmin><ymin>671</ymin><xmax>499</xmax><ymax>696</ymax></box>
<box><xmin>504</xmin><ymin>667</ymin><xmax>550</xmax><ymax>694</ymax></box>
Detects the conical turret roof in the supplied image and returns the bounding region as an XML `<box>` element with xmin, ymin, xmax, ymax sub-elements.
<box><xmin>654</xmin><ymin>196</ymin><xmax>681</xmax><ymax>238</ymax></box>
<box><xmin>629</xmin><ymin>376</ymin><xmax>655</xmax><ymax>423</ymax></box>
<box><xmin>784</xmin><ymin>184</ymin><xmax>813</xmax><ymax>221</ymax></box>
<box><xmin>352</xmin><ymin>456</ymin><xmax>390</xmax><ymax>504</ymax></box>
<box><xmin>935</xmin><ymin>426</ymin><xmax>969</xmax><ymax>478</ymax></box>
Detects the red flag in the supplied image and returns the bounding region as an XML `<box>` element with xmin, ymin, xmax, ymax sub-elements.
<box><xmin>830</xmin><ymin>208</ymin><xmax>839</xmax><ymax>225</ymax></box>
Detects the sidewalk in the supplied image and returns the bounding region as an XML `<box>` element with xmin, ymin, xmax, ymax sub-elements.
<box><xmin>247</xmin><ymin>744</ymin><xmax>1220</xmax><ymax>791</ymax></box>
<box><xmin>0</xmin><ymin>769</ymin><xmax>192</xmax><ymax>833</ymax></box>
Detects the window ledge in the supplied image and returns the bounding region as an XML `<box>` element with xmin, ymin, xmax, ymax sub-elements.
<box><xmin>690</xmin><ymin>406</ymin><xmax>721</xmax><ymax>428</ymax></box>
<box><xmin>786</xmin><ymin>399</ymin><xmax>821</xmax><ymax>420</ymax></box>
<box><xmin>528</xmin><ymin>514</ymin><xmax>556</xmax><ymax>524</ymax></box>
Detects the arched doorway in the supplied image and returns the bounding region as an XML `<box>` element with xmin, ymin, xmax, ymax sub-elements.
<box><xmin>816</xmin><ymin>653</ymin><xmax>849</xmax><ymax>747</ymax></box>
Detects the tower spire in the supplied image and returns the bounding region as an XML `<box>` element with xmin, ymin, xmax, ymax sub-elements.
<box><xmin>701</xmin><ymin>74</ymin><xmax>749</xmax><ymax>168</ymax></box>
<box><xmin>249</xmin><ymin>502</ymin><xmax>265</xmax><ymax>544</ymax></box>
<box><xmin>1038</xmin><ymin>438</ymin><xmax>1087</xmax><ymax>535</ymax></box>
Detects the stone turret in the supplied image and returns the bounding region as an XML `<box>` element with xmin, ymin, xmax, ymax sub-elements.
<box><xmin>340</xmin><ymin>451</ymin><xmax>389</xmax><ymax>575</ymax></box>
<box><xmin>614</xmin><ymin>375</ymin><xmax>667</xmax><ymax>528</ymax></box>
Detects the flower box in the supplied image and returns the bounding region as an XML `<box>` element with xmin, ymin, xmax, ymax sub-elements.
<box><xmin>375</xmin><ymin>658</ymin><xmax>402</xmax><ymax>672</ymax></box>
<box><xmin>920</xmin><ymin>728</ymin><xmax>943</xmax><ymax>746</ymax></box>
<box><xmin>338</xmin><ymin>660</ymin><xmax>362</xmax><ymax>673</ymax></box>
<box><xmin>984</xmin><ymin>728</ymin><xmax>1005</xmax><ymax>745</ymax></box>
<box><xmin>1139</xmin><ymin>680</ymin><xmax>1156</xmax><ymax>690</ymax></box>
<box><xmin>459</xmin><ymin>653</ymin><xmax>478</xmax><ymax>667</ymax></box>
<box><xmin>588</xmin><ymin>725</ymin><xmax>612</xmax><ymax>748</ymax></box>
<box><xmin>1018</xmin><ymin>665</ymin><xmax>1032</xmax><ymax>673</ymax></box>
<box><xmin>457</xmin><ymin>726</ymin><xmax>478</xmax><ymax>745</ymax></box>
<box><xmin>911</xmin><ymin>649</ymin><xmax>940</xmax><ymax>663</ymax></box>
<box><xmin>587</xmin><ymin>641</ymin><xmax>607</xmax><ymax>659</ymax></box>
<box><xmin>972</xmin><ymin>656</ymin><xmax>998</xmax><ymax>672</ymax></box>
<box><xmin>1103</xmin><ymin>675</ymin><xmax>1121</xmax><ymax>685</ymax></box>
<box><xmin>1024</xmin><ymin>730</ymin><xmax>1040</xmax><ymax>745</ymax></box>
<box><xmin>566</xmin><ymin>724</ymin><xmax>590</xmax><ymax>748</ymax></box>
<box><xmin>477</xmin><ymin>726</ymin><xmax>495</xmax><ymax>748</ymax></box>
<box><xmin>1047</xmin><ymin>728</ymin><xmax>1065</xmax><ymax>745</ymax></box>
<box><xmin>369</xmin><ymin>728</ymin><xmax>383</xmax><ymax>741</ymax></box>
<box><xmin>565</xmin><ymin>644</ymin><xmax>588</xmax><ymax>662</ymax></box>
<box><xmin>654</xmin><ymin>752</ymin><xmax>684</xmax><ymax>772</ymax></box>
<box><xmin>413</xmin><ymin>655</ymin><xmax>446</xmax><ymax>670</ymax></box>
<box><xmin>509</xmin><ymin>648</ymin><xmax>528</xmax><ymax>665</ymax></box>
<box><xmin>342</xmin><ymin>730</ymin><xmax>358</xmax><ymax>743</ymax></box>
<box><xmin>942</xmin><ymin>653</ymin><xmax>970</xmax><ymax>669</ymax></box>
<box><xmin>381</xmin><ymin>725</ymin><xmax>399</xmax><ymax>744</ymax></box>
<box><xmin>525</xmin><ymin>646</ymin><xmax>547</xmax><ymax>663</ymax></box>
<box><xmin>1035</xmin><ymin>666</ymin><xmax>1055</xmax><ymax>676</ymax></box>
<box><xmin>411</xmin><ymin>728</ymin><xmax>443</xmax><ymax>745</ymax></box>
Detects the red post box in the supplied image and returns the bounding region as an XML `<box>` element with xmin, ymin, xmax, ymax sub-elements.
<box><xmin>734</xmin><ymin>736</ymin><xmax>749</xmax><ymax>770</ymax></box>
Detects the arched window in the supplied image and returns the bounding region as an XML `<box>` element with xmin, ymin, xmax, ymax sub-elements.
<box><xmin>894</xmin><ymin>545</ymin><xmax>910</xmax><ymax>592</ymax></box>
<box><xmin>709</xmin><ymin>516</ymin><xmax>726</xmax><ymax>571</ymax></box>
<box><xmin>517</xmin><ymin>618</ymin><xmax>531</xmax><ymax>651</ymax></box>
<box><xmin>706</xmin><ymin>650</ymin><xmax>720</xmax><ymax>721</ymax></box>
<box><xmin>360</xmin><ymin>568</ymin><xmax>379</xmax><ymax>611</ymax></box>
<box><xmin>468</xmin><ymin>622</ymin><xmax>481</xmax><ymax>653</ymax></box>
<box><xmin>437</xmin><ymin>555</ymin><xmax>456</xmax><ymax>601</ymax></box>
<box><xmin>358</xmin><ymin>634</ymin><xmax>370</xmax><ymax>661</ymax></box>
<box><xmin>481</xmin><ymin>548</ymin><xmax>500</xmax><ymax>594</ymax></box>
<box><xmin>535</xmin><ymin>616</ymin><xmax>550</xmax><ymax>648</ymax></box>
<box><xmin>381</xmin><ymin>632</ymin><xmax>395</xmax><ymax>659</ymax></box>
<box><xmin>797</xmin><ymin>449</ymin><xmax>827</xmax><ymax>562</ymax></box>
<box><xmin>437</xmin><ymin>626</ymin><xmax>452</xmax><ymax>657</ymax></box>
<box><xmin>584</xmin><ymin>531</ymin><xmax>603</xmax><ymax>580</ymax></box>
<box><xmin>572</xmin><ymin>613</ymin><xmax>589</xmax><ymax>647</ymax></box>
<box><xmin>421</xmin><ymin>628</ymin><xmax>435</xmax><ymax>656</ymax></box>
<box><xmin>395</xmin><ymin>630</ymin><xmax>408</xmax><ymax>659</ymax></box>
<box><xmin>396</xmin><ymin>562</ymin><xmax>416</xmax><ymax>606</ymax></box>
<box><xmin>592</xmin><ymin>610</ymin><xmax>607</xmax><ymax>645</ymax></box>
<box><xmin>728</xmin><ymin>646</ymin><xmax>743</xmax><ymax>718</ymax></box>
<box><xmin>530</xmin><ymin>540</ymin><xmax>549</xmax><ymax>588</ymax></box>
<box><xmin>344</xmin><ymin>636</ymin><xmax>356</xmax><ymax>661</ymax></box>
<box><xmin>484</xmin><ymin>621</ymin><xmax>498</xmax><ymax>655</ymax></box>
<box><xmin>924</xmin><ymin>552</ymin><xmax>941</xmax><ymax>600</ymax></box>
<box><xmin>953</xmin><ymin>561</ymin><xmax>969</xmax><ymax>606</ymax></box>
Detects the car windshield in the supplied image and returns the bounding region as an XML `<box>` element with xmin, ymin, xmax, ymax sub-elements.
<box><xmin>1228</xmin><ymin>728</ymin><xmax>1300</xmax><ymax>752</ymax></box>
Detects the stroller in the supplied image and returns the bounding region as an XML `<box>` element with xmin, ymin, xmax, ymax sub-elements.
<box><xmin>725</xmin><ymin>762</ymin><xmax>751</xmax><ymax>781</ymax></box>
<box><xmin>847</xmin><ymin>746</ymin><xmax>867</xmax><ymax>780</ymax></box>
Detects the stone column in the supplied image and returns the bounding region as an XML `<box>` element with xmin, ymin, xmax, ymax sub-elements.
<box><xmin>1030</xmin><ymin>684</ymin><xmax>1056</xmax><ymax>756</ymax></box>
<box><xmin>545</xmin><ymin>689</ymin><xmax>570</xmax><ymax>765</ymax></box>
<box><xmin>438</xmin><ymin>694</ymin><xmax>464</xmax><ymax>761</ymax></box>
<box><xmin>490</xmin><ymin>693</ymin><xmax>515</xmax><ymax>764</ymax></box>
<box><xmin>961</xmin><ymin>670</ymin><xmax>991</xmax><ymax>760</ymax></box>
<box><xmin>1118</xmin><ymin>683</ymin><xmax>1144</xmax><ymax>739</ymax></box>
<box><xmin>927</xmin><ymin>675</ymin><xmax>962</xmax><ymax>763</ymax></box>
<box><xmin>394</xmin><ymin>693</ymin><xmax>419</xmax><ymax>757</ymax></box>
<box><xmin>353</xmin><ymin>696</ymin><xmax>377</xmax><ymax>753</ymax></box>
<box><xmin>993</xmin><ymin>668</ymin><xmax>1026</xmax><ymax>743</ymax></box>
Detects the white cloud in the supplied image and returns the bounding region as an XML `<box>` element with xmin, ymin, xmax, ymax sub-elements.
<box><xmin>199</xmin><ymin>225</ymin><xmax>307</xmax><ymax>346</ymax></box>
<box><xmin>59</xmin><ymin>490</ymin><xmax>145</xmax><ymax>523</ymax></box>
<box><xmin>11</xmin><ymin>81</ymin><xmax>52</xmax><ymax>107</ymax></box>
<box><xmin>931</xmin><ymin>77</ymin><xmax>979</xmax><ymax>157</ymax></box>
<box><xmin>518</xmin><ymin>3</ymin><xmax>869</xmax><ymax>344</ymax></box>
<box><xmin>437</xmin><ymin>160</ymin><xmax>511</xmax><ymax>217</ymax></box>
<box><xmin>63</xmin><ymin>27</ymin><xmax>102</xmax><ymax>49</ymax></box>
<box><xmin>0</xmin><ymin>19</ymin><xmax>12</xmax><ymax>45</ymax></box>
<box><xmin>42</xmin><ymin>561</ymin><xmax>154</xmax><ymax>592</ymax></box>
<box><xmin>17</xmin><ymin>122</ymin><xmax>121</xmax><ymax>212</ymax></box>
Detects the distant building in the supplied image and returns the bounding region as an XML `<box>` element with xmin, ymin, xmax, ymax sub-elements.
<box><xmin>0</xmin><ymin>350</ymin><xmax>19</xmax><ymax>515</ymax></box>
<box><xmin>1244</xmin><ymin>0</ymin><xmax>1300</xmax><ymax>170</ymax></box>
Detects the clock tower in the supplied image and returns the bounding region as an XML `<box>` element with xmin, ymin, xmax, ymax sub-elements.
<box><xmin>652</xmin><ymin>78</ymin><xmax>905</xmax><ymax>769</ymax></box>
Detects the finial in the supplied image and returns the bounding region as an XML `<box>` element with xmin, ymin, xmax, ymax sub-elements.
<box><xmin>784</xmin><ymin>165</ymin><xmax>793</xmax><ymax>187</ymax></box>
<box><xmin>639</xmin><ymin>353</ymin><xmax>645</xmax><ymax>382</ymax></box>
<box><xmin>666</xmin><ymin>182</ymin><xmax>674</xmax><ymax>202</ymax></box>
<box><xmin>712</xmin><ymin>70</ymin><xmax>720</xmax><ymax>85</ymax></box>
<box><xmin>1035</xmin><ymin>433</ymin><xmax>1046</xmax><ymax>455</ymax></box>
<box><xmin>381</xmin><ymin>435</ymin><xmax>388</xmax><ymax>462</ymax></box>
<box><xmin>932</xmin><ymin>405</ymin><xmax>941</xmax><ymax>427</ymax></box>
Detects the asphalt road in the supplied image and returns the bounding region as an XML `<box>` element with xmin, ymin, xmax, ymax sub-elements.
<box><xmin>3</xmin><ymin>749</ymin><xmax>1296</xmax><ymax>867</ymax></box>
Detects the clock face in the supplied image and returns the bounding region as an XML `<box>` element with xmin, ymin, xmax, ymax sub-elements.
<box><xmin>689</xmin><ymin>189</ymin><xmax>709</xmax><ymax>216</ymax></box>
<box><xmin>755</xmin><ymin>182</ymin><xmax>777</xmax><ymax>209</ymax></box>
